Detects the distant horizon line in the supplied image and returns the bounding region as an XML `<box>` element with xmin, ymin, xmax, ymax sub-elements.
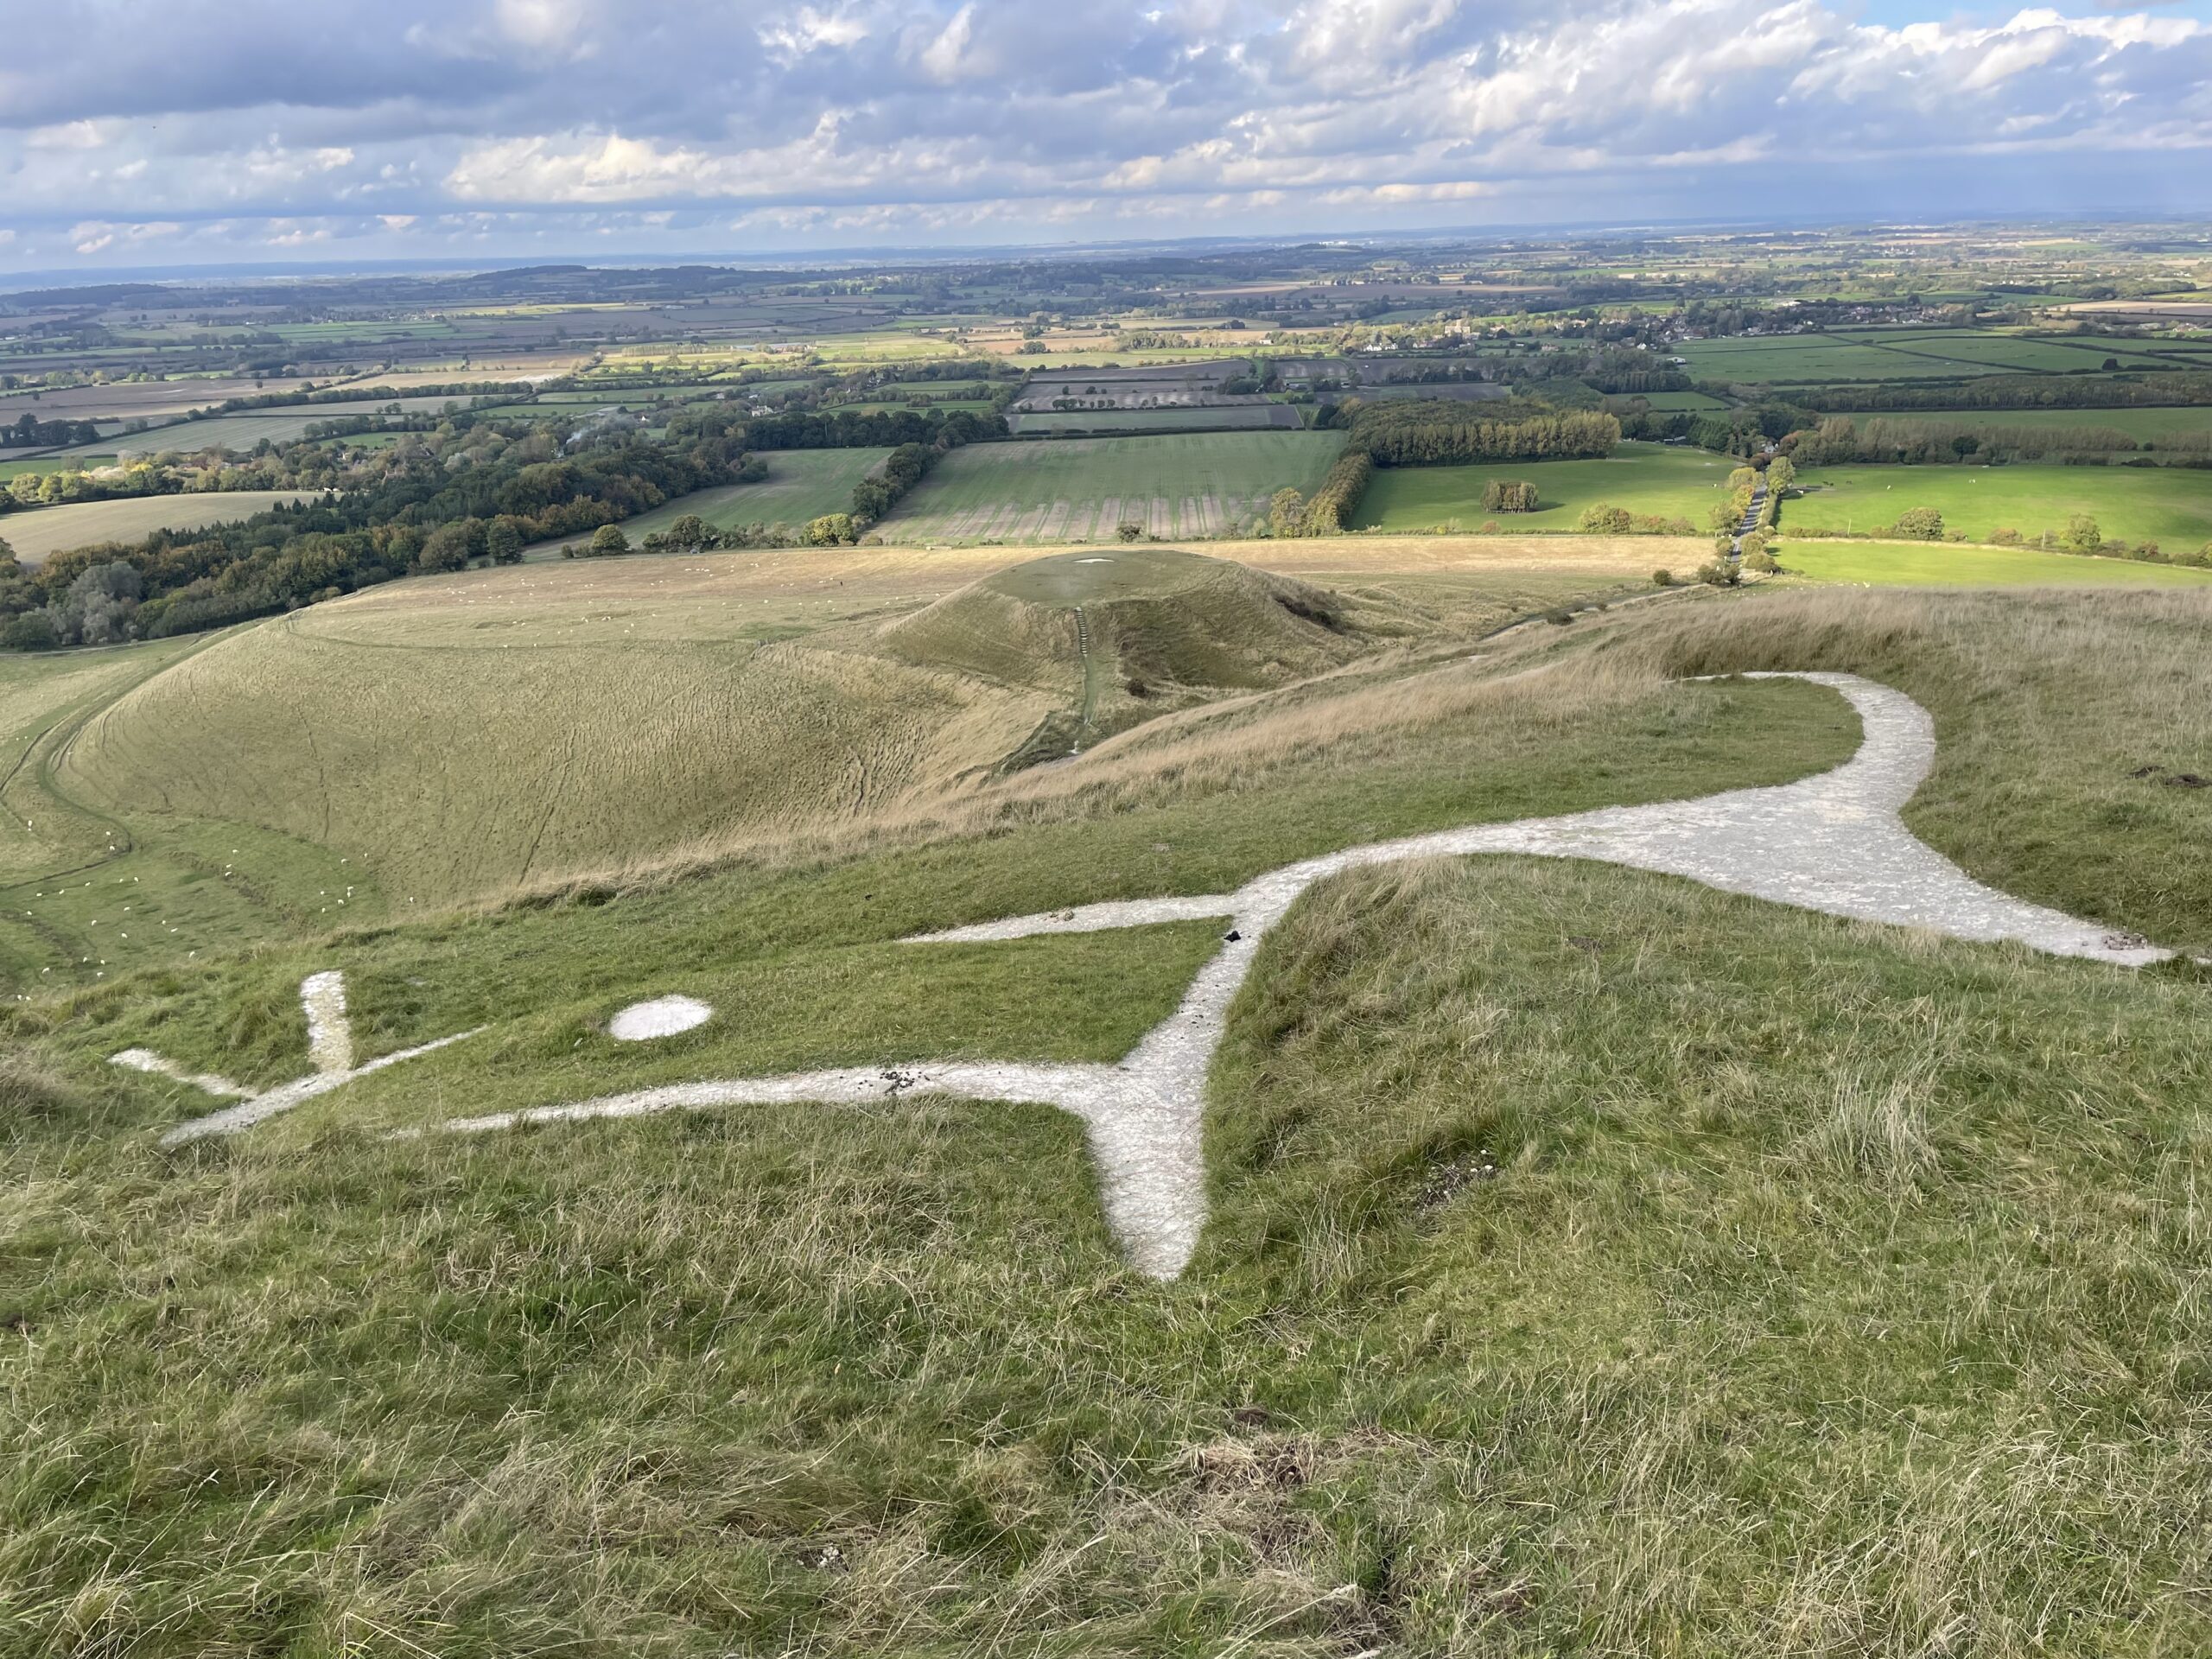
<box><xmin>3</xmin><ymin>209</ymin><xmax>2207</xmax><ymax>296</ymax></box>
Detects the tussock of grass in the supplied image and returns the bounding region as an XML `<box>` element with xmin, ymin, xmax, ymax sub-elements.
<box><xmin>1798</xmin><ymin>1065</ymin><xmax>1941</xmax><ymax>1185</ymax></box>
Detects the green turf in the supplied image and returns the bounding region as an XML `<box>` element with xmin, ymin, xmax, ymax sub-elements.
<box><xmin>1352</xmin><ymin>442</ymin><xmax>1740</xmax><ymax>532</ymax></box>
<box><xmin>1782</xmin><ymin>462</ymin><xmax>2212</xmax><ymax>550</ymax></box>
<box><xmin>1785</xmin><ymin>539</ymin><xmax>2212</xmax><ymax>588</ymax></box>
<box><xmin>37</xmin><ymin>670</ymin><xmax>1859</xmax><ymax>1094</ymax></box>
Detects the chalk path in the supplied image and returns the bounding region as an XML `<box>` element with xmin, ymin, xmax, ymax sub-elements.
<box><xmin>413</xmin><ymin>673</ymin><xmax>2166</xmax><ymax>1280</ymax></box>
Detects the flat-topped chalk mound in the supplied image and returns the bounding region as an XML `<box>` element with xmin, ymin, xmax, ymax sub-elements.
<box><xmin>979</xmin><ymin>547</ymin><xmax>1262</xmax><ymax>607</ymax></box>
<box><xmin>872</xmin><ymin>550</ymin><xmax>1372</xmax><ymax>762</ymax></box>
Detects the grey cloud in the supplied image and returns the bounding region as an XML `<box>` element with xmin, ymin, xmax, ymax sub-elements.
<box><xmin>0</xmin><ymin>0</ymin><xmax>2205</xmax><ymax>265</ymax></box>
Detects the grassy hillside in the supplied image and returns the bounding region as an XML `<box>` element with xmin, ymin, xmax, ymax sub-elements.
<box><xmin>1783</xmin><ymin>462</ymin><xmax>2212</xmax><ymax>550</ymax></box>
<box><xmin>0</xmin><ymin>631</ymin><xmax>378</xmax><ymax>990</ymax></box>
<box><xmin>0</xmin><ymin>537</ymin><xmax>1681</xmax><ymax>990</ymax></box>
<box><xmin>874</xmin><ymin>430</ymin><xmax>1345</xmax><ymax>542</ymax></box>
<box><xmin>1</xmin><ymin>491</ymin><xmax>315</xmax><ymax>565</ymax></box>
<box><xmin>60</xmin><ymin>585</ymin><xmax>1055</xmax><ymax>911</ymax></box>
<box><xmin>39</xmin><ymin>537</ymin><xmax>1664</xmax><ymax>937</ymax></box>
<box><xmin>1619</xmin><ymin>587</ymin><xmax>2212</xmax><ymax>954</ymax></box>
<box><xmin>874</xmin><ymin>549</ymin><xmax>1374</xmax><ymax>762</ymax></box>
<box><xmin>1353</xmin><ymin>442</ymin><xmax>1739</xmax><ymax>532</ymax></box>
<box><xmin>10</xmin><ymin>587</ymin><xmax>2212</xmax><ymax>1652</ymax></box>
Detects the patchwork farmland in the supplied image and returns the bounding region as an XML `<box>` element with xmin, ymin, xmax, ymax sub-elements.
<box><xmin>876</xmin><ymin>430</ymin><xmax>1346</xmax><ymax>542</ymax></box>
<box><xmin>105</xmin><ymin>397</ymin><xmax>494</xmax><ymax>455</ymax></box>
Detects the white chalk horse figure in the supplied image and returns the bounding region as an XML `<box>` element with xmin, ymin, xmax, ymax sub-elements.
<box><xmin>134</xmin><ymin>675</ymin><xmax>2166</xmax><ymax>1281</ymax></box>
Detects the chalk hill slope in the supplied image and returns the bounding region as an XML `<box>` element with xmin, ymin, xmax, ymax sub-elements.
<box><xmin>55</xmin><ymin>548</ymin><xmax>1376</xmax><ymax>909</ymax></box>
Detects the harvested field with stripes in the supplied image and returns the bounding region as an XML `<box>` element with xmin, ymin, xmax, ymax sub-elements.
<box><xmin>874</xmin><ymin>431</ymin><xmax>1346</xmax><ymax>543</ymax></box>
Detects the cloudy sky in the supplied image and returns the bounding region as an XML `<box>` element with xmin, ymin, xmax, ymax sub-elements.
<box><xmin>2</xmin><ymin>0</ymin><xmax>2207</xmax><ymax>273</ymax></box>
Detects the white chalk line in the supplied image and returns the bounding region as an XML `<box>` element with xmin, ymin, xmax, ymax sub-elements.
<box><xmin>416</xmin><ymin>673</ymin><xmax>2177</xmax><ymax>1281</ymax></box>
<box><xmin>121</xmin><ymin>970</ymin><xmax>485</xmax><ymax>1148</ymax></box>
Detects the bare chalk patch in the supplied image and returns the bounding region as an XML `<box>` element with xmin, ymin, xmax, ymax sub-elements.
<box><xmin>609</xmin><ymin>995</ymin><xmax>715</xmax><ymax>1041</ymax></box>
<box><xmin>301</xmin><ymin>969</ymin><xmax>353</xmax><ymax>1073</ymax></box>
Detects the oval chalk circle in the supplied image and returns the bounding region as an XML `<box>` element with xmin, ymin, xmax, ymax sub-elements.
<box><xmin>609</xmin><ymin>995</ymin><xmax>715</xmax><ymax>1040</ymax></box>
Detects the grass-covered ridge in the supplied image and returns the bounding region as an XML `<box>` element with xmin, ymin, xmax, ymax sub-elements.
<box><xmin>1618</xmin><ymin>585</ymin><xmax>2212</xmax><ymax>951</ymax></box>
<box><xmin>10</xmin><ymin>575</ymin><xmax>2212</xmax><ymax>1654</ymax></box>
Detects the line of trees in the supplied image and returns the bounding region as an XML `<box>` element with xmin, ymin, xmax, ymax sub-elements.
<box><xmin>721</xmin><ymin>407</ymin><xmax>1007</xmax><ymax>450</ymax></box>
<box><xmin>4</xmin><ymin>411</ymin><xmax>104</xmax><ymax>448</ymax></box>
<box><xmin>849</xmin><ymin>442</ymin><xmax>941</xmax><ymax>528</ymax></box>
<box><xmin>1577</xmin><ymin>505</ymin><xmax>1698</xmax><ymax>535</ymax></box>
<box><xmin>1332</xmin><ymin>401</ymin><xmax>1620</xmax><ymax>466</ymax></box>
<box><xmin>1298</xmin><ymin>448</ymin><xmax>1374</xmax><ymax>533</ymax></box>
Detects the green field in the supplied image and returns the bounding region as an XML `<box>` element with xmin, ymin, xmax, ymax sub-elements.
<box><xmin>0</xmin><ymin>454</ymin><xmax>118</xmax><ymax>480</ymax></box>
<box><xmin>1783</xmin><ymin>462</ymin><xmax>2212</xmax><ymax>550</ymax></box>
<box><xmin>2</xmin><ymin>490</ymin><xmax>315</xmax><ymax>564</ymax></box>
<box><xmin>1678</xmin><ymin>329</ymin><xmax>2180</xmax><ymax>385</ymax></box>
<box><xmin>1786</xmin><ymin>538</ymin><xmax>2212</xmax><ymax>588</ymax></box>
<box><xmin>1353</xmin><ymin>442</ymin><xmax>1740</xmax><ymax>532</ymax></box>
<box><xmin>877</xmin><ymin>430</ymin><xmax>1345</xmax><ymax>541</ymax></box>
<box><xmin>1884</xmin><ymin>406</ymin><xmax>2212</xmax><ymax>442</ymax></box>
<box><xmin>535</xmin><ymin>448</ymin><xmax>893</xmax><ymax>552</ymax></box>
<box><xmin>104</xmin><ymin>398</ymin><xmax>476</xmax><ymax>455</ymax></box>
